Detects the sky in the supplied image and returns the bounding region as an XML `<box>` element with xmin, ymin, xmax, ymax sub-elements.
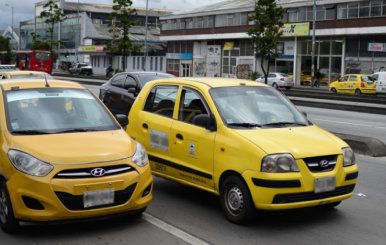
<box><xmin>0</xmin><ymin>0</ymin><xmax>224</xmax><ymax>31</ymax></box>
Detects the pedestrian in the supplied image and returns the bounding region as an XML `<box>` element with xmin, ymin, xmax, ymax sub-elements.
<box><xmin>314</xmin><ymin>69</ymin><xmax>322</xmax><ymax>88</ymax></box>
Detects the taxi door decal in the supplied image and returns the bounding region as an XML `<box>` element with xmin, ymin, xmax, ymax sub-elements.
<box><xmin>150</xmin><ymin>129</ymin><xmax>169</xmax><ymax>152</ymax></box>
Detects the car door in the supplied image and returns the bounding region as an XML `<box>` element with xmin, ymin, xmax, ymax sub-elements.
<box><xmin>169</xmin><ymin>86</ymin><xmax>215</xmax><ymax>190</ymax></box>
<box><xmin>338</xmin><ymin>75</ymin><xmax>349</xmax><ymax>93</ymax></box>
<box><xmin>267</xmin><ymin>73</ymin><xmax>276</xmax><ymax>86</ymax></box>
<box><xmin>347</xmin><ymin>75</ymin><xmax>358</xmax><ymax>94</ymax></box>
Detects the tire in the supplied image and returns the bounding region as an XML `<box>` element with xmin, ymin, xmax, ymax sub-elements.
<box><xmin>220</xmin><ymin>176</ymin><xmax>255</xmax><ymax>225</ymax></box>
<box><xmin>331</xmin><ymin>88</ymin><xmax>337</xmax><ymax>94</ymax></box>
<box><xmin>0</xmin><ymin>180</ymin><xmax>19</xmax><ymax>233</ymax></box>
<box><xmin>355</xmin><ymin>89</ymin><xmax>361</xmax><ymax>95</ymax></box>
<box><xmin>272</xmin><ymin>83</ymin><xmax>279</xmax><ymax>89</ymax></box>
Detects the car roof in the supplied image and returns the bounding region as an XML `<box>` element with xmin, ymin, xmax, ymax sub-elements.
<box><xmin>146</xmin><ymin>77</ymin><xmax>268</xmax><ymax>89</ymax></box>
<box><xmin>1</xmin><ymin>70</ymin><xmax>49</xmax><ymax>75</ymax></box>
<box><xmin>117</xmin><ymin>71</ymin><xmax>174</xmax><ymax>76</ymax></box>
<box><xmin>0</xmin><ymin>79</ymin><xmax>86</xmax><ymax>91</ymax></box>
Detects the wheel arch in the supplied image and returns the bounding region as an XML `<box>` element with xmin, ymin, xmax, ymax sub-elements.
<box><xmin>218</xmin><ymin>170</ymin><xmax>243</xmax><ymax>191</ymax></box>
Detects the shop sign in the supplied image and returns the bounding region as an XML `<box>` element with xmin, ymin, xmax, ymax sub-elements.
<box><xmin>224</xmin><ymin>42</ymin><xmax>234</xmax><ymax>51</ymax></box>
<box><xmin>281</xmin><ymin>22</ymin><xmax>310</xmax><ymax>37</ymax></box>
<box><xmin>79</xmin><ymin>45</ymin><xmax>105</xmax><ymax>52</ymax></box>
<box><xmin>166</xmin><ymin>53</ymin><xmax>193</xmax><ymax>60</ymax></box>
<box><xmin>368</xmin><ymin>43</ymin><xmax>386</xmax><ymax>52</ymax></box>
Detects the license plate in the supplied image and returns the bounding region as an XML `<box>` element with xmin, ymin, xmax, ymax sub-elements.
<box><xmin>314</xmin><ymin>177</ymin><xmax>336</xmax><ymax>193</ymax></box>
<box><xmin>83</xmin><ymin>188</ymin><xmax>114</xmax><ymax>208</ymax></box>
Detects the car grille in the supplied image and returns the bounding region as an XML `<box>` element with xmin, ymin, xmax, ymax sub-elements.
<box><xmin>303</xmin><ymin>155</ymin><xmax>337</xmax><ymax>172</ymax></box>
<box><xmin>55</xmin><ymin>183</ymin><xmax>137</xmax><ymax>210</ymax></box>
<box><xmin>54</xmin><ymin>164</ymin><xmax>134</xmax><ymax>179</ymax></box>
<box><xmin>272</xmin><ymin>184</ymin><xmax>355</xmax><ymax>204</ymax></box>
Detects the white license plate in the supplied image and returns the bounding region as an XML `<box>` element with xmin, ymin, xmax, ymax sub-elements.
<box><xmin>83</xmin><ymin>188</ymin><xmax>114</xmax><ymax>208</ymax></box>
<box><xmin>314</xmin><ymin>177</ymin><xmax>336</xmax><ymax>193</ymax></box>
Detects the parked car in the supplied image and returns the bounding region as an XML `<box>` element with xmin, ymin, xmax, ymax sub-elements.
<box><xmin>300</xmin><ymin>70</ymin><xmax>312</xmax><ymax>86</ymax></box>
<box><xmin>0</xmin><ymin>70</ymin><xmax>53</xmax><ymax>80</ymax></box>
<box><xmin>99</xmin><ymin>71</ymin><xmax>175</xmax><ymax>115</ymax></box>
<box><xmin>372</xmin><ymin>71</ymin><xmax>386</xmax><ymax>93</ymax></box>
<box><xmin>0</xmin><ymin>79</ymin><xmax>152</xmax><ymax>233</ymax></box>
<box><xmin>256</xmin><ymin>72</ymin><xmax>293</xmax><ymax>89</ymax></box>
<box><xmin>0</xmin><ymin>64</ymin><xmax>18</xmax><ymax>71</ymax></box>
<box><xmin>127</xmin><ymin>77</ymin><xmax>358</xmax><ymax>224</ymax></box>
<box><xmin>329</xmin><ymin>74</ymin><xmax>376</xmax><ymax>95</ymax></box>
<box><xmin>69</xmin><ymin>63</ymin><xmax>93</xmax><ymax>75</ymax></box>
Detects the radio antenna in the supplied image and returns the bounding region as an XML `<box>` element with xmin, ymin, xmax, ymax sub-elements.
<box><xmin>44</xmin><ymin>75</ymin><xmax>50</xmax><ymax>87</ymax></box>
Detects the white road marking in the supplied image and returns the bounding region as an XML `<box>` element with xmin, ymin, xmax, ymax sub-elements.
<box><xmin>143</xmin><ymin>213</ymin><xmax>211</xmax><ymax>245</ymax></box>
<box><xmin>312</xmin><ymin>118</ymin><xmax>386</xmax><ymax>129</ymax></box>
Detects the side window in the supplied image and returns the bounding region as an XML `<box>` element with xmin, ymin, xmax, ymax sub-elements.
<box><xmin>373</xmin><ymin>74</ymin><xmax>379</xmax><ymax>81</ymax></box>
<box><xmin>349</xmin><ymin>75</ymin><xmax>357</xmax><ymax>81</ymax></box>
<box><xmin>123</xmin><ymin>76</ymin><xmax>137</xmax><ymax>89</ymax></box>
<box><xmin>268</xmin><ymin>73</ymin><xmax>275</xmax><ymax>78</ymax></box>
<box><xmin>178</xmin><ymin>88</ymin><xmax>208</xmax><ymax>124</ymax></box>
<box><xmin>340</xmin><ymin>76</ymin><xmax>349</xmax><ymax>82</ymax></box>
<box><xmin>144</xmin><ymin>85</ymin><xmax>178</xmax><ymax>118</ymax></box>
<box><xmin>110</xmin><ymin>74</ymin><xmax>126</xmax><ymax>88</ymax></box>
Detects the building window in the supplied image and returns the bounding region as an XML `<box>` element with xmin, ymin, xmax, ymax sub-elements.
<box><xmin>371</xmin><ymin>0</ymin><xmax>382</xmax><ymax>16</ymax></box>
<box><xmin>167</xmin><ymin>59</ymin><xmax>179</xmax><ymax>72</ymax></box>
<box><xmin>348</xmin><ymin>3</ymin><xmax>359</xmax><ymax>18</ymax></box>
<box><xmin>337</xmin><ymin>4</ymin><xmax>348</xmax><ymax>19</ymax></box>
<box><xmin>133</xmin><ymin>57</ymin><xmax>136</xmax><ymax>69</ymax></box>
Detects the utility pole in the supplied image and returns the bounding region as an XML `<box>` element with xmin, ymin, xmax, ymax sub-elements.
<box><xmin>311</xmin><ymin>0</ymin><xmax>316</xmax><ymax>81</ymax></box>
<box><xmin>144</xmin><ymin>0</ymin><xmax>149</xmax><ymax>71</ymax></box>
<box><xmin>5</xmin><ymin>3</ymin><xmax>14</xmax><ymax>49</ymax></box>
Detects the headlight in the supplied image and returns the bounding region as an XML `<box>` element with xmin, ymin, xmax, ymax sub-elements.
<box><xmin>261</xmin><ymin>153</ymin><xmax>299</xmax><ymax>173</ymax></box>
<box><xmin>342</xmin><ymin>147</ymin><xmax>355</xmax><ymax>167</ymax></box>
<box><xmin>132</xmin><ymin>142</ymin><xmax>149</xmax><ymax>167</ymax></box>
<box><xmin>8</xmin><ymin>150</ymin><xmax>53</xmax><ymax>177</ymax></box>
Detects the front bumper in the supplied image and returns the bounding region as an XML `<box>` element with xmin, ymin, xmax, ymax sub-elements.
<box><xmin>6</xmin><ymin>161</ymin><xmax>153</xmax><ymax>222</ymax></box>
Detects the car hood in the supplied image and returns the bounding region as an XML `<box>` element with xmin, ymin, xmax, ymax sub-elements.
<box><xmin>8</xmin><ymin>130</ymin><xmax>136</xmax><ymax>164</ymax></box>
<box><xmin>234</xmin><ymin>125</ymin><xmax>346</xmax><ymax>158</ymax></box>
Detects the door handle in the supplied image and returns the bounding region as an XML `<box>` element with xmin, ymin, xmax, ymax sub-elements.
<box><xmin>176</xmin><ymin>133</ymin><xmax>183</xmax><ymax>140</ymax></box>
<box><xmin>142</xmin><ymin>123</ymin><xmax>148</xmax><ymax>129</ymax></box>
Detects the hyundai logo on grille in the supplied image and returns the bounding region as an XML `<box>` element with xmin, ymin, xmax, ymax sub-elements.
<box><xmin>319</xmin><ymin>160</ymin><xmax>330</xmax><ymax>168</ymax></box>
<box><xmin>90</xmin><ymin>168</ymin><xmax>106</xmax><ymax>177</ymax></box>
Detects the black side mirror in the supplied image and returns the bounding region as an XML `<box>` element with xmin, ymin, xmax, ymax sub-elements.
<box><xmin>115</xmin><ymin>114</ymin><xmax>129</xmax><ymax>127</ymax></box>
<box><xmin>192</xmin><ymin>114</ymin><xmax>216</xmax><ymax>131</ymax></box>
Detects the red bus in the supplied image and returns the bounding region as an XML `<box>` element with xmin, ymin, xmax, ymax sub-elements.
<box><xmin>15</xmin><ymin>50</ymin><xmax>52</xmax><ymax>73</ymax></box>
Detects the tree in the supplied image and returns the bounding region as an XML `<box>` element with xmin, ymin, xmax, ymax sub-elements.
<box><xmin>247</xmin><ymin>0</ymin><xmax>285</xmax><ymax>84</ymax></box>
<box><xmin>0</xmin><ymin>36</ymin><xmax>12</xmax><ymax>64</ymax></box>
<box><xmin>40</xmin><ymin>0</ymin><xmax>66</xmax><ymax>52</ymax></box>
<box><xmin>109</xmin><ymin>0</ymin><xmax>138</xmax><ymax>70</ymax></box>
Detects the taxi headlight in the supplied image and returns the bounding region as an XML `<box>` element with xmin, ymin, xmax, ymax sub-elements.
<box><xmin>261</xmin><ymin>153</ymin><xmax>299</xmax><ymax>173</ymax></box>
<box><xmin>342</xmin><ymin>147</ymin><xmax>355</xmax><ymax>167</ymax></box>
<box><xmin>8</xmin><ymin>150</ymin><xmax>53</xmax><ymax>177</ymax></box>
<box><xmin>132</xmin><ymin>142</ymin><xmax>149</xmax><ymax>167</ymax></box>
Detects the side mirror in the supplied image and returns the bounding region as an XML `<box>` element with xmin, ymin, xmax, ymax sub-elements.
<box><xmin>115</xmin><ymin>114</ymin><xmax>129</xmax><ymax>127</ymax></box>
<box><xmin>192</xmin><ymin>114</ymin><xmax>216</xmax><ymax>131</ymax></box>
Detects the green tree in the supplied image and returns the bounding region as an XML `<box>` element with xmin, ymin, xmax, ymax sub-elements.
<box><xmin>247</xmin><ymin>0</ymin><xmax>285</xmax><ymax>84</ymax></box>
<box><xmin>0</xmin><ymin>36</ymin><xmax>12</xmax><ymax>64</ymax></box>
<box><xmin>40</xmin><ymin>0</ymin><xmax>66</xmax><ymax>52</ymax></box>
<box><xmin>109</xmin><ymin>0</ymin><xmax>138</xmax><ymax>70</ymax></box>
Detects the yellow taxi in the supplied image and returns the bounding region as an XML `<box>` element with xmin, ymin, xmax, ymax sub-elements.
<box><xmin>329</xmin><ymin>74</ymin><xmax>376</xmax><ymax>95</ymax></box>
<box><xmin>127</xmin><ymin>77</ymin><xmax>358</xmax><ymax>224</ymax></box>
<box><xmin>0</xmin><ymin>79</ymin><xmax>152</xmax><ymax>233</ymax></box>
<box><xmin>0</xmin><ymin>70</ymin><xmax>53</xmax><ymax>80</ymax></box>
<box><xmin>300</xmin><ymin>71</ymin><xmax>312</xmax><ymax>86</ymax></box>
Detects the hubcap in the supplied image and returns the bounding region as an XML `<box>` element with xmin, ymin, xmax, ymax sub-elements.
<box><xmin>0</xmin><ymin>188</ymin><xmax>8</xmax><ymax>223</ymax></box>
<box><xmin>226</xmin><ymin>186</ymin><xmax>244</xmax><ymax>215</ymax></box>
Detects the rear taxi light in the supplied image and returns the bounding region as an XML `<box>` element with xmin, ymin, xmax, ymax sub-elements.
<box><xmin>361</xmin><ymin>82</ymin><xmax>365</xmax><ymax>87</ymax></box>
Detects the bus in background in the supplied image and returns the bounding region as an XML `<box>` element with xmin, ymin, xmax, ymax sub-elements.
<box><xmin>15</xmin><ymin>50</ymin><xmax>52</xmax><ymax>73</ymax></box>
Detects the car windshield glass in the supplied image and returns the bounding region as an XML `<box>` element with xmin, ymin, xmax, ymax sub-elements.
<box><xmin>362</xmin><ymin>75</ymin><xmax>374</xmax><ymax>83</ymax></box>
<box><xmin>10</xmin><ymin>74</ymin><xmax>53</xmax><ymax>79</ymax></box>
<box><xmin>279</xmin><ymin>73</ymin><xmax>289</xmax><ymax>77</ymax></box>
<box><xmin>210</xmin><ymin>86</ymin><xmax>309</xmax><ymax>128</ymax></box>
<box><xmin>5</xmin><ymin>88</ymin><xmax>120</xmax><ymax>135</ymax></box>
<box><xmin>137</xmin><ymin>74</ymin><xmax>174</xmax><ymax>86</ymax></box>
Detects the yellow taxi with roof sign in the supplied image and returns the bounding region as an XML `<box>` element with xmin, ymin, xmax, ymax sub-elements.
<box><xmin>127</xmin><ymin>77</ymin><xmax>358</xmax><ymax>224</ymax></box>
<box><xmin>329</xmin><ymin>74</ymin><xmax>376</xmax><ymax>95</ymax></box>
<box><xmin>0</xmin><ymin>79</ymin><xmax>152</xmax><ymax>233</ymax></box>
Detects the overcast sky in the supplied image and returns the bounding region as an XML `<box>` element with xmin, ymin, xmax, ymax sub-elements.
<box><xmin>0</xmin><ymin>0</ymin><xmax>223</xmax><ymax>30</ymax></box>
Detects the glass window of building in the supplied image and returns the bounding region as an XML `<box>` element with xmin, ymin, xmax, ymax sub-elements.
<box><xmin>371</xmin><ymin>0</ymin><xmax>382</xmax><ymax>16</ymax></box>
<box><xmin>338</xmin><ymin>4</ymin><xmax>348</xmax><ymax>19</ymax></box>
<box><xmin>359</xmin><ymin>1</ymin><xmax>370</xmax><ymax>17</ymax></box>
<box><xmin>348</xmin><ymin>3</ymin><xmax>359</xmax><ymax>18</ymax></box>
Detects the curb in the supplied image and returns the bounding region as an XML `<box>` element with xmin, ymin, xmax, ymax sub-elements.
<box><xmin>334</xmin><ymin>132</ymin><xmax>386</xmax><ymax>157</ymax></box>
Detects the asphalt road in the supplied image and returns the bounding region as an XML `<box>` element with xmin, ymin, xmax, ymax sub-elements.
<box><xmin>1</xmin><ymin>154</ymin><xmax>385</xmax><ymax>245</ymax></box>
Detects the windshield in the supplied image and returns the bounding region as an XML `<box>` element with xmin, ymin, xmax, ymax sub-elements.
<box><xmin>210</xmin><ymin>86</ymin><xmax>309</xmax><ymax>128</ymax></box>
<box><xmin>5</xmin><ymin>88</ymin><xmax>120</xmax><ymax>135</ymax></box>
<box><xmin>34</xmin><ymin>52</ymin><xmax>50</xmax><ymax>61</ymax></box>
<box><xmin>361</xmin><ymin>75</ymin><xmax>374</xmax><ymax>83</ymax></box>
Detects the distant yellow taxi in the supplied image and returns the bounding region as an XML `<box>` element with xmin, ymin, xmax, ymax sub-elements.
<box><xmin>0</xmin><ymin>79</ymin><xmax>152</xmax><ymax>233</ymax></box>
<box><xmin>0</xmin><ymin>70</ymin><xmax>53</xmax><ymax>80</ymax></box>
<box><xmin>127</xmin><ymin>77</ymin><xmax>358</xmax><ymax>224</ymax></box>
<box><xmin>329</xmin><ymin>74</ymin><xmax>376</xmax><ymax>95</ymax></box>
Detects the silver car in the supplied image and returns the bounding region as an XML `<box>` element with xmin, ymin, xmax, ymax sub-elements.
<box><xmin>256</xmin><ymin>72</ymin><xmax>294</xmax><ymax>89</ymax></box>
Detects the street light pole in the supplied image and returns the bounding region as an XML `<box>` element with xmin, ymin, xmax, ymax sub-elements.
<box><xmin>144</xmin><ymin>0</ymin><xmax>149</xmax><ymax>71</ymax></box>
<box><xmin>5</xmin><ymin>3</ymin><xmax>13</xmax><ymax>35</ymax></box>
<box><xmin>311</xmin><ymin>0</ymin><xmax>316</xmax><ymax>82</ymax></box>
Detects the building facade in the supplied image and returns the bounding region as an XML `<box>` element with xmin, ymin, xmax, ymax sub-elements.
<box><xmin>160</xmin><ymin>0</ymin><xmax>386</xmax><ymax>85</ymax></box>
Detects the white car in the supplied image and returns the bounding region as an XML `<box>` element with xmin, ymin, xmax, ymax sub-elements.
<box><xmin>256</xmin><ymin>72</ymin><xmax>293</xmax><ymax>89</ymax></box>
<box><xmin>372</xmin><ymin>71</ymin><xmax>386</xmax><ymax>93</ymax></box>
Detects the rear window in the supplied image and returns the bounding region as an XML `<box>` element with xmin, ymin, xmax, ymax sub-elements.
<box><xmin>361</xmin><ymin>76</ymin><xmax>374</xmax><ymax>83</ymax></box>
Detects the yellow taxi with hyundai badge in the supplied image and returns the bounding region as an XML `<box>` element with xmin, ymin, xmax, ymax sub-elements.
<box><xmin>329</xmin><ymin>74</ymin><xmax>376</xmax><ymax>95</ymax></box>
<box><xmin>127</xmin><ymin>77</ymin><xmax>358</xmax><ymax>224</ymax></box>
<box><xmin>0</xmin><ymin>79</ymin><xmax>152</xmax><ymax>233</ymax></box>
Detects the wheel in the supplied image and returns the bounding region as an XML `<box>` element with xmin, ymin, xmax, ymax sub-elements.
<box><xmin>331</xmin><ymin>88</ymin><xmax>337</xmax><ymax>94</ymax></box>
<box><xmin>220</xmin><ymin>176</ymin><xmax>255</xmax><ymax>224</ymax></box>
<box><xmin>0</xmin><ymin>180</ymin><xmax>19</xmax><ymax>233</ymax></box>
<box><xmin>355</xmin><ymin>89</ymin><xmax>361</xmax><ymax>95</ymax></box>
<box><xmin>272</xmin><ymin>83</ymin><xmax>279</xmax><ymax>89</ymax></box>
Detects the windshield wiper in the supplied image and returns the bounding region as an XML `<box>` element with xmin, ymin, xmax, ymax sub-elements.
<box><xmin>263</xmin><ymin>121</ymin><xmax>308</xmax><ymax>127</ymax></box>
<box><xmin>54</xmin><ymin>128</ymin><xmax>94</xmax><ymax>133</ymax></box>
<box><xmin>12</xmin><ymin>130</ymin><xmax>52</xmax><ymax>135</ymax></box>
<box><xmin>227</xmin><ymin>122</ymin><xmax>262</xmax><ymax>128</ymax></box>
